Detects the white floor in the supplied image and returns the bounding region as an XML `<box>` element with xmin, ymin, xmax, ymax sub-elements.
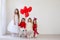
<box><xmin>0</xmin><ymin>35</ymin><xmax>60</xmax><ymax>40</ymax></box>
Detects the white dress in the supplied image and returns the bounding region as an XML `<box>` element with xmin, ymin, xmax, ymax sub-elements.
<box><xmin>26</xmin><ymin>22</ymin><xmax>33</xmax><ymax>31</ymax></box>
<box><xmin>7</xmin><ymin>15</ymin><xmax>19</xmax><ymax>33</ymax></box>
<box><xmin>26</xmin><ymin>22</ymin><xmax>34</xmax><ymax>37</ymax></box>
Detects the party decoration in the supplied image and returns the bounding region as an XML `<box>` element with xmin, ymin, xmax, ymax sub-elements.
<box><xmin>20</xmin><ymin>6</ymin><xmax>32</xmax><ymax>17</ymax></box>
<box><xmin>28</xmin><ymin>7</ymin><xmax>32</xmax><ymax>12</ymax></box>
<box><xmin>20</xmin><ymin>9</ymin><xmax>24</xmax><ymax>14</ymax></box>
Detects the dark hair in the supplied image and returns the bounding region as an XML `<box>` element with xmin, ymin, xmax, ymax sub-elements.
<box><xmin>28</xmin><ymin>18</ymin><xmax>32</xmax><ymax>22</ymax></box>
<box><xmin>22</xmin><ymin>18</ymin><xmax>25</xmax><ymax>20</ymax></box>
<box><xmin>33</xmin><ymin>18</ymin><xmax>37</xmax><ymax>24</ymax></box>
<box><xmin>21</xmin><ymin>18</ymin><xmax>25</xmax><ymax>22</ymax></box>
<box><xmin>14</xmin><ymin>8</ymin><xmax>20</xmax><ymax>19</ymax></box>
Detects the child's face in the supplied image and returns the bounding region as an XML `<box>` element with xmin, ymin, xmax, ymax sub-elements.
<box><xmin>28</xmin><ymin>19</ymin><xmax>32</xmax><ymax>22</ymax></box>
<box><xmin>21</xmin><ymin>19</ymin><xmax>25</xmax><ymax>22</ymax></box>
<box><xmin>15</xmin><ymin>10</ymin><xmax>18</xmax><ymax>14</ymax></box>
<box><xmin>34</xmin><ymin>20</ymin><xmax>36</xmax><ymax>24</ymax></box>
<box><xmin>16</xmin><ymin>10</ymin><xmax>18</xmax><ymax>13</ymax></box>
<box><xmin>28</xmin><ymin>19</ymin><xmax>31</xmax><ymax>22</ymax></box>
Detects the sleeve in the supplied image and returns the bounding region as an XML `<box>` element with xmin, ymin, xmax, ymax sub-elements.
<box><xmin>24</xmin><ymin>23</ymin><xmax>26</xmax><ymax>28</ymax></box>
<box><xmin>18</xmin><ymin>23</ymin><xmax>21</xmax><ymax>26</ymax></box>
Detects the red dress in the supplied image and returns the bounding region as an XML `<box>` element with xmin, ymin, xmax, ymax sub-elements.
<box><xmin>19</xmin><ymin>22</ymin><xmax>26</xmax><ymax>29</ymax></box>
<box><xmin>33</xmin><ymin>24</ymin><xmax>39</xmax><ymax>37</ymax></box>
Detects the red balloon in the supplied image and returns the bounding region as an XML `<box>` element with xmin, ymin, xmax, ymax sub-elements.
<box><xmin>28</xmin><ymin>7</ymin><xmax>32</xmax><ymax>12</ymax></box>
<box><xmin>25</xmin><ymin>13</ymin><xmax>29</xmax><ymax>17</ymax></box>
<box><xmin>20</xmin><ymin>6</ymin><xmax>32</xmax><ymax>18</ymax></box>
<box><xmin>24</xmin><ymin>6</ymin><xmax>27</xmax><ymax>9</ymax></box>
<box><xmin>20</xmin><ymin>9</ymin><xmax>24</xmax><ymax>14</ymax></box>
<box><xmin>24</xmin><ymin>6</ymin><xmax>28</xmax><ymax>13</ymax></box>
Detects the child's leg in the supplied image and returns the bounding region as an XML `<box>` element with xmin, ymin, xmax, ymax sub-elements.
<box><xmin>33</xmin><ymin>31</ymin><xmax>38</xmax><ymax>37</ymax></box>
<box><xmin>35</xmin><ymin>30</ymin><xmax>39</xmax><ymax>34</ymax></box>
<box><xmin>26</xmin><ymin>30</ymin><xmax>33</xmax><ymax>38</ymax></box>
<box><xmin>20</xmin><ymin>30</ymin><xmax>25</xmax><ymax>37</ymax></box>
<box><xmin>26</xmin><ymin>31</ymin><xmax>30</xmax><ymax>38</ymax></box>
<box><xmin>24</xmin><ymin>30</ymin><xmax>27</xmax><ymax>37</ymax></box>
<box><xmin>33</xmin><ymin>31</ymin><xmax>36</xmax><ymax>37</ymax></box>
<box><xmin>33</xmin><ymin>31</ymin><xmax>39</xmax><ymax>37</ymax></box>
<box><xmin>19</xmin><ymin>30</ymin><xmax>23</xmax><ymax>37</ymax></box>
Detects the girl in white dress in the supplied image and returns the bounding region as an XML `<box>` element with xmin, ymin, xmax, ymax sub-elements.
<box><xmin>26</xmin><ymin>18</ymin><xmax>34</xmax><ymax>38</ymax></box>
<box><xmin>7</xmin><ymin>8</ymin><xmax>20</xmax><ymax>37</ymax></box>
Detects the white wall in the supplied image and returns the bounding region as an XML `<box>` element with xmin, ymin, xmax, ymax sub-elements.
<box><xmin>0</xmin><ymin>0</ymin><xmax>6</xmax><ymax>35</ymax></box>
<box><xmin>0</xmin><ymin>0</ymin><xmax>2</xmax><ymax>35</ymax></box>
<box><xmin>6</xmin><ymin>0</ymin><xmax>60</xmax><ymax>34</ymax></box>
<box><xmin>1</xmin><ymin>0</ymin><xmax>6</xmax><ymax>34</ymax></box>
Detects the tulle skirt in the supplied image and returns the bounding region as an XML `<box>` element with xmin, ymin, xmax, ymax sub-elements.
<box><xmin>7</xmin><ymin>20</ymin><xmax>19</xmax><ymax>33</ymax></box>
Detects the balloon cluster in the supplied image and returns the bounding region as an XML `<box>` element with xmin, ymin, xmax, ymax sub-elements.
<box><xmin>20</xmin><ymin>6</ymin><xmax>32</xmax><ymax>17</ymax></box>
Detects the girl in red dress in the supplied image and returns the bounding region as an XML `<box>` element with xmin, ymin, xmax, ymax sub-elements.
<box><xmin>33</xmin><ymin>18</ymin><xmax>39</xmax><ymax>37</ymax></box>
<box><xmin>19</xmin><ymin>18</ymin><xmax>26</xmax><ymax>29</ymax></box>
<box><xmin>18</xmin><ymin>18</ymin><xmax>26</xmax><ymax>37</ymax></box>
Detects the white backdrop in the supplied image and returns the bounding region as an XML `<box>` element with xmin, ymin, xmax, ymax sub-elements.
<box><xmin>2</xmin><ymin>0</ymin><xmax>60</xmax><ymax>34</ymax></box>
<box><xmin>0</xmin><ymin>0</ymin><xmax>6</xmax><ymax>35</ymax></box>
<box><xmin>0</xmin><ymin>0</ymin><xmax>2</xmax><ymax>35</ymax></box>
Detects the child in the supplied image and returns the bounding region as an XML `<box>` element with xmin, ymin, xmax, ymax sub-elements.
<box><xmin>33</xmin><ymin>18</ymin><xmax>39</xmax><ymax>37</ymax></box>
<box><xmin>19</xmin><ymin>18</ymin><xmax>26</xmax><ymax>29</ymax></box>
<box><xmin>26</xmin><ymin>18</ymin><xmax>33</xmax><ymax>38</ymax></box>
<box><xmin>18</xmin><ymin>18</ymin><xmax>26</xmax><ymax>37</ymax></box>
<box><xmin>7</xmin><ymin>8</ymin><xmax>20</xmax><ymax>37</ymax></box>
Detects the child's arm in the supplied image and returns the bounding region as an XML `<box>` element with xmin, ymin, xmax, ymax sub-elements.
<box><xmin>18</xmin><ymin>17</ymin><xmax>20</xmax><ymax>24</ymax></box>
<box><xmin>14</xmin><ymin>14</ymin><xmax>16</xmax><ymax>25</ymax></box>
<box><xmin>18</xmin><ymin>13</ymin><xmax>20</xmax><ymax>25</ymax></box>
